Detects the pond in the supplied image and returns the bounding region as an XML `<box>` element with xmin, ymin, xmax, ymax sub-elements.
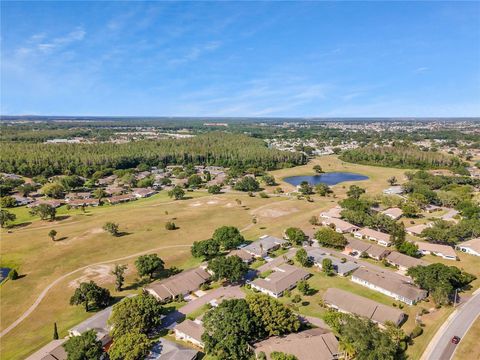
<box><xmin>0</xmin><ymin>267</ymin><xmax>11</xmax><ymax>282</ymax></box>
<box><xmin>283</xmin><ymin>172</ymin><xmax>369</xmax><ymax>187</ymax></box>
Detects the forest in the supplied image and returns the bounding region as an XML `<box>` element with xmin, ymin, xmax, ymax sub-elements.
<box><xmin>340</xmin><ymin>144</ymin><xmax>468</xmax><ymax>172</ymax></box>
<box><xmin>0</xmin><ymin>132</ymin><xmax>306</xmax><ymax>177</ymax></box>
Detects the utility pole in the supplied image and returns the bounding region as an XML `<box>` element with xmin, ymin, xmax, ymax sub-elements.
<box><xmin>454</xmin><ymin>288</ymin><xmax>459</xmax><ymax>307</ymax></box>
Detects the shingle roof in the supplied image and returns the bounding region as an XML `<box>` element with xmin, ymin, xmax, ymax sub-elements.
<box><xmin>252</xmin><ymin>264</ymin><xmax>309</xmax><ymax>295</ymax></box>
<box><xmin>352</xmin><ymin>267</ymin><xmax>427</xmax><ymax>302</ymax></box>
<box><xmin>381</xmin><ymin>207</ymin><xmax>403</xmax><ymax>219</ymax></box>
<box><xmin>321</xmin><ymin>218</ymin><xmax>358</xmax><ymax>232</ymax></box>
<box><xmin>323</xmin><ymin>288</ymin><xmax>405</xmax><ymax>325</ymax></box>
<box><xmin>146</xmin><ymin>267</ymin><xmax>210</xmax><ymax>301</ymax></box>
<box><xmin>386</xmin><ymin>251</ymin><xmax>429</xmax><ymax>269</ymax></box>
<box><xmin>415</xmin><ymin>242</ymin><xmax>457</xmax><ymax>258</ymax></box>
<box><xmin>242</xmin><ymin>236</ymin><xmax>287</xmax><ymax>257</ymax></box>
<box><xmin>347</xmin><ymin>238</ymin><xmax>391</xmax><ymax>258</ymax></box>
<box><xmin>306</xmin><ymin>249</ymin><xmax>359</xmax><ymax>275</ymax></box>
<box><xmin>25</xmin><ymin>340</ymin><xmax>67</xmax><ymax>360</ymax></box>
<box><xmin>457</xmin><ymin>238</ymin><xmax>480</xmax><ymax>253</ymax></box>
<box><xmin>174</xmin><ymin>320</ymin><xmax>204</xmax><ymax>343</ymax></box>
<box><xmin>357</xmin><ymin>228</ymin><xmax>391</xmax><ymax>244</ymax></box>
<box><xmin>254</xmin><ymin>328</ymin><xmax>340</xmax><ymax>360</ymax></box>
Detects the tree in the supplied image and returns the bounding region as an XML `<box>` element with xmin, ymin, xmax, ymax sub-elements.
<box><xmin>298</xmin><ymin>181</ymin><xmax>313</xmax><ymax>195</ymax></box>
<box><xmin>53</xmin><ymin>322</ymin><xmax>59</xmax><ymax>340</ymax></box>
<box><xmin>29</xmin><ymin>204</ymin><xmax>56</xmax><ymax>221</ymax></box>
<box><xmin>108</xmin><ymin>294</ymin><xmax>163</xmax><ymax>338</ymax></box>
<box><xmin>165</xmin><ymin>221</ymin><xmax>177</xmax><ymax>230</ymax></box>
<box><xmin>402</xmin><ymin>201</ymin><xmax>420</xmax><ymax>218</ymax></box>
<box><xmin>387</xmin><ymin>176</ymin><xmax>397</xmax><ymax>186</ymax></box>
<box><xmin>234</xmin><ymin>177</ymin><xmax>260</xmax><ymax>192</ymax></box>
<box><xmin>137</xmin><ymin>176</ymin><xmax>154</xmax><ymax>188</ymax></box>
<box><xmin>48</xmin><ymin>229</ymin><xmax>58</xmax><ymax>241</ymax></box>
<box><xmin>322</xmin><ymin>258</ymin><xmax>335</xmax><ymax>276</ymax></box>
<box><xmin>135</xmin><ymin>254</ymin><xmax>164</xmax><ymax>279</ymax></box>
<box><xmin>70</xmin><ymin>281</ymin><xmax>111</xmax><ymax>312</ymax></box>
<box><xmin>63</xmin><ymin>329</ymin><xmax>103</xmax><ymax>360</ymax></box>
<box><xmin>208</xmin><ymin>255</ymin><xmax>248</xmax><ymax>283</ymax></box>
<box><xmin>297</xmin><ymin>279</ymin><xmax>311</xmax><ymax>295</ymax></box>
<box><xmin>0</xmin><ymin>196</ymin><xmax>17</xmax><ymax>208</ymax></box>
<box><xmin>0</xmin><ymin>209</ymin><xmax>16</xmax><ymax>227</ymax></box>
<box><xmin>295</xmin><ymin>248</ymin><xmax>311</xmax><ymax>267</ymax></box>
<box><xmin>284</xmin><ymin>227</ymin><xmax>306</xmax><ymax>246</ymax></box>
<box><xmin>308</xmin><ymin>215</ymin><xmax>319</xmax><ymax>225</ymax></box>
<box><xmin>262</xmin><ymin>175</ymin><xmax>276</xmax><ymax>186</ymax></box>
<box><xmin>8</xmin><ymin>269</ymin><xmax>19</xmax><ymax>280</ymax></box>
<box><xmin>347</xmin><ymin>185</ymin><xmax>366</xmax><ymax>200</ymax></box>
<box><xmin>212</xmin><ymin>226</ymin><xmax>245</xmax><ymax>250</ymax></box>
<box><xmin>191</xmin><ymin>239</ymin><xmax>221</xmax><ymax>260</ymax></box>
<box><xmin>187</xmin><ymin>174</ymin><xmax>203</xmax><ymax>187</ymax></box>
<box><xmin>108</xmin><ymin>332</ymin><xmax>151</xmax><ymax>360</ymax></box>
<box><xmin>202</xmin><ymin>299</ymin><xmax>258</xmax><ymax>359</ymax></box>
<box><xmin>397</xmin><ymin>242</ymin><xmax>420</xmax><ymax>258</ymax></box>
<box><xmin>315</xmin><ymin>183</ymin><xmax>332</xmax><ymax>196</ymax></box>
<box><xmin>168</xmin><ymin>186</ymin><xmax>185</xmax><ymax>200</ymax></box>
<box><xmin>314</xmin><ymin>228</ymin><xmax>347</xmax><ymax>249</ymax></box>
<box><xmin>111</xmin><ymin>264</ymin><xmax>127</xmax><ymax>291</ymax></box>
<box><xmin>208</xmin><ymin>185</ymin><xmax>221</xmax><ymax>194</ymax></box>
<box><xmin>103</xmin><ymin>222</ymin><xmax>120</xmax><ymax>236</ymax></box>
<box><xmin>92</xmin><ymin>188</ymin><xmax>107</xmax><ymax>200</ymax></box>
<box><xmin>246</xmin><ymin>294</ymin><xmax>300</xmax><ymax>337</ymax></box>
<box><xmin>41</xmin><ymin>182</ymin><xmax>65</xmax><ymax>199</ymax></box>
<box><xmin>271</xmin><ymin>352</ymin><xmax>299</xmax><ymax>360</ymax></box>
<box><xmin>407</xmin><ymin>263</ymin><xmax>476</xmax><ymax>305</ymax></box>
<box><xmin>313</xmin><ymin>165</ymin><xmax>323</xmax><ymax>174</ymax></box>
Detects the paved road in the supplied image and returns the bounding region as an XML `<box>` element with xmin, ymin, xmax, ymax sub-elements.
<box><xmin>422</xmin><ymin>290</ymin><xmax>480</xmax><ymax>360</ymax></box>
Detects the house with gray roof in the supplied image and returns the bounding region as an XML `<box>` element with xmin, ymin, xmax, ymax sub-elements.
<box><xmin>323</xmin><ymin>288</ymin><xmax>406</xmax><ymax>326</ymax></box>
<box><xmin>345</xmin><ymin>238</ymin><xmax>391</xmax><ymax>260</ymax></box>
<box><xmin>25</xmin><ymin>339</ymin><xmax>67</xmax><ymax>360</ymax></box>
<box><xmin>385</xmin><ymin>251</ymin><xmax>429</xmax><ymax>271</ymax></box>
<box><xmin>307</xmin><ymin>249</ymin><xmax>359</xmax><ymax>276</ymax></box>
<box><xmin>242</xmin><ymin>235</ymin><xmax>288</xmax><ymax>258</ymax></box>
<box><xmin>173</xmin><ymin>319</ymin><xmax>205</xmax><ymax>348</ymax></box>
<box><xmin>251</xmin><ymin>264</ymin><xmax>310</xmax><ymax>298</ymax></box>
<box><xmin>69</xmin><ymin>305</ymin><xmax>112</xmax><ymax>345</ymax></box>
<box><xmin>147</xmin><ymin>338</ymin><xmax>198</xmax><ymax>360</ymax></box>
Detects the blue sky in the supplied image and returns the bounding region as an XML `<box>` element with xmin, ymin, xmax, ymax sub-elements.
<box><xmin>1</xmin><ymin>1</ymin><xmax>479</xmax><ymax>117</ymax></box>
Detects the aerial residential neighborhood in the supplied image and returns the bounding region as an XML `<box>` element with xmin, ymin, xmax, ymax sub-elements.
<box><xmin>1</xmin><ymin>1</ymin><xmax>480</xmax><ymax>360</ymax></box>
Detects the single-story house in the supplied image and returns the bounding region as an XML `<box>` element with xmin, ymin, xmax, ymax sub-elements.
<box><xmin>351</xmin><ymin>267</ymin><xmax>427</xmax><ymax>305</ymax></box>
<box><xmin>345</xmin><ymin>238</ymin><xmax>391</xmax><ymax>260</ymax></box>
<box><xmin>145</xmin><ymin>267</ymin><xmax>210</xmax><ymax>302</ymax></box>
<box><xmin>173</xmin><ymin>319</ymin><xmax>205</xmax><ymax>348</ymax></box>
<box><xmin>323</xmin><ymin>288</ymin><xmax>406</xmax><ymax>326</ymax></box>
<box><xmin>321</xmin><ymin>218</ymin><xmax>359</xmax><ymax>234</ymax></box>
<box><xmin>132</xmin><ymin>187</ymin><xmax>157</xmax><ymax>198</ymax></box>
<box><xmin>251</xmin><ymin>264</ymin><xmax>310</xmax><ymax>298</ymax></box>
<box><xmin>104</xmin><ymin>186</ymin><xmax>124</xmax><ymax>196</ymax></box>
<box><xmin>227</xmin><ymin>249</ymin><xmax>254</xmax><ymax>264</ymax></box>
<box><xmin>147</xmin><ymin>338</ymin><xmax>199</xmax><ymax>360</ymax></box>
<box><xmin>135</xmin><ymin>171</ymin><xmax>152</xmax><ymax>180</ymax></box>
<box><xmin>242</xmin><ymin>235</ymin><xmax>288</xmax><ymax>258</ymax></box>
<box><xmin>406</xmin><ymin>223</ymin><xmax>431</xmax><ymax>236</ymax></box>
<box><xmin>68</xmin><ymin>198</ymin><xmax>100</xmax><ymax>208</ymax></box>
<box><xmin>69</xmin><ymin>305</ymin><xmax>113</xmax><ymax>346</ymax></box>
<box><xmin>105</xmin><ymin>194</ymin><xmax>137</xmax><ymax>205</ymax></box>
<box><xmin>97</xmin><ymin>175</ymin><xmax>117</xmax><ymax>186</ymax></box>
<box><xmin>385</xmin><ymin>251</ymin><xmax>429</xmax><ymax>271</ymax></box>
<box><xmin>320</xmin><ymin>206</ymin><xmax>343</xmax><ymax>219</ymax></box>
<box><xmin>27</xmin><ymin>199</ymin><xmax>64</xmax><ymax>208</ymax></box>
<box><xmin>416</xmin><ymin>242</ymin><xmax>457</xmax><ymax>260</ymax></box>
<box><xmin>25</xmin><ymin>339</ymin><xmax>67</xmax><ymax>360</ymax></box>
<box><xmin>355</xmin><ymin>228</ymin><xmax>392</xmax><ymax>247</ymax></box>
<box><xmin>11</xmin><ymin>194</ymin><xmax>34</xmax><ymax>206</ymax></box>
<box><xmin>381</xmin><ymin>207</ymin><xmax>403</xmax><ymax>220</ymax></box>
<box><xmin>65</xmin><ymin>192</ymin><xmax>92</xmax><ymax>200</ymax></box>
<box><xmin>456</xmin><ymin>238</ymin><xmax>480</xmax><ymax>257</ymax></box>
<box><xmin>253</xmin><ymin>328</ymin><xmax>341</xmax><ymax>360</ymax></box>
<box><xmin>307</xmin><ymin>249</ymin><xmax>359</xmax><ymax>276</ymax></box>
<box><xmin>383</xmin><ymin>186</ymin><xmax>404</xmax><ymax>196</ymax></box>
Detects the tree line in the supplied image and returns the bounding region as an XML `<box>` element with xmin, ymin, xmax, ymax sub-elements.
<box><xmin>0</xmin><ymin>132</ymin><xmax>306</xmax><ymax>177</ymax></box>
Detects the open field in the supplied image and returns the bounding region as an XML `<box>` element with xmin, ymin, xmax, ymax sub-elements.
<box><xmin>1</xmin><ymin>156</ymin><xmax>478</xmax><ymax>359</ymax></box>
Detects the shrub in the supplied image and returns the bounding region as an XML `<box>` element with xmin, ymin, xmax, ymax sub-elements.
<box><xmin>410</xmin><ymin>325</ymin><xmax>423</xmax><ymax>339</ymax></box>
<box><xmin>8</xmin><ymin>269</ymin><xmax>18</xmax><ymax>280</ymax></box>
<box><xmin>165</xmin><ymin>221</ymin><xmax>177</xmax><ymax>230</ymax></box>
<box><xmin>292</xmin><ymin>294</ymin><xmax>302</xmax><ymax>303</ymax></box>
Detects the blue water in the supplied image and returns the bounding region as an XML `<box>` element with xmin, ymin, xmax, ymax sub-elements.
<box><xmin>0</xmin><ymin>267</ymin><xmax>11</xmax><ymax>282</ymax></box>
<box><xmin>283</xmin><ymin>172</ymin><xmax>369</xmax><ymax>186</ymax></box>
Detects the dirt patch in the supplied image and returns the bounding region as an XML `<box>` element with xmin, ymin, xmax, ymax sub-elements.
<box><xmin>189</xmin><ymin>202</ymin><xmax>202</xmax><ymax>207</ymax></box>
<box><xmin>256</xmin><ymin>207</ymin><xmax>299</xmax><ymax>218</ymax></box>
<box><xmin>68</xmin><ymin>265</ymin><xmax>114</xmax><ymax>288</ymax></box>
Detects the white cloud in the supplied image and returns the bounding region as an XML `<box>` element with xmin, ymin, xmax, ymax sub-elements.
<box><xmin>169</xmin><ymin>41</ymin><xmax>222</xmax><ymax>65</ymax></box>
<box><xmin>15</xmin><ymin>27</ymin><xmax>86</xmax><ymax>56</ymax></box>
<box><xmin>415</xmin><ymin>67</ymin><xmax>429</xmax><ymax>73</ymax></box>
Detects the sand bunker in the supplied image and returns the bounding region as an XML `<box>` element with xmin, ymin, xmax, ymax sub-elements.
<box><xmin>256</xmin><ymin>207</ymin><xmax>299</xmax><ymax>218</ymax></box>
<box><xmin>69</xmin><ymin>265</ymin><xmax>114</xmax><ymax>288</ymax></box>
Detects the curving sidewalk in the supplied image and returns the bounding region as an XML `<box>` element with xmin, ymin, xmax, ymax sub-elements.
<box><xmin>0</xmin><ymin>244</ymin><xmax>192</xmax><ymax>338</ymax></box>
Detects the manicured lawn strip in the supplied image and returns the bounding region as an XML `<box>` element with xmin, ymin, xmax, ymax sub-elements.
<box><xmin>453</xmin><ymin>317</ymin><xmax>480</xmax><ymax>360</ymax></box>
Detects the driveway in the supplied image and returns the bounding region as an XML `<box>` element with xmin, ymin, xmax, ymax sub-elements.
<box><xmin>421</xmin><ymin>290</ymin><xmax>480</xmax><ymax>360</ymax></box>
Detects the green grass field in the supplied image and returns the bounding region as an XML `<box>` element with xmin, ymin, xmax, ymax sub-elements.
<box><xmin>1</xmin><ymin>156</ymin><xmax>478</xmax><ymax>359</ymax></box>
